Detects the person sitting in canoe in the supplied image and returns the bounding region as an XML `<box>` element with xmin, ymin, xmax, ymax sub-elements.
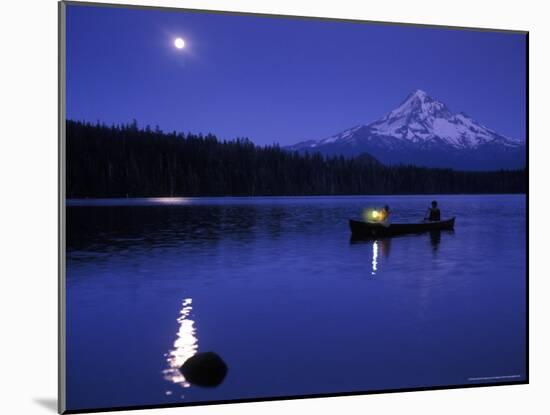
<box><xmin>380</xmin><ymin>205</ymin><xmax>391</xmax><ymax>226</ymax></box>
<box><xmin>425</xmin><ymin>200</ymin><xmax>441</xmax><ymax>221</ymax></box>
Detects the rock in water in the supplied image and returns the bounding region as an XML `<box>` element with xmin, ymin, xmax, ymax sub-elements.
<box><xmin>179</xmin><ymin>352</ymin><xmax>228</xmax><ymax>387</ymax></box>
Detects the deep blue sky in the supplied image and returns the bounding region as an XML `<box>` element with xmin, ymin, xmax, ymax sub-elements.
<box><xmin>66</xmin><ymin>4</ymin><xmax>526</xmax><ymax>146</ymax></box>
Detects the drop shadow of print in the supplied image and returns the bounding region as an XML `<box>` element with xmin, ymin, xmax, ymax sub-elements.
<box><xmin>33</xmin><ymin>398</ymin><xmax>57</xmax><ymax>413</ymax></box>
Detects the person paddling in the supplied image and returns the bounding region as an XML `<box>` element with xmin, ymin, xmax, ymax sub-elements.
<box><xmin>425</xmin><ymin>200</ymin><xmax>441</xmax><ymax>221</ymax></box>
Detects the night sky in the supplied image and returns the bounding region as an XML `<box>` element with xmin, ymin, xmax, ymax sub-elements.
<box><xmin>66</xmin><ymin>4</ymin><xmax>527</xmax><ymax>146</ymax></box>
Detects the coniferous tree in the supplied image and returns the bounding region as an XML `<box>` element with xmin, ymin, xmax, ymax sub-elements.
<box><xmin>66</xmin><ymin>120</ymin><xmax>526</xmax><ymax>198</ymax></box>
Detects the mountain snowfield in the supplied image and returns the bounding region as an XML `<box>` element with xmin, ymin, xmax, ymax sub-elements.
<box><xmin>287</xmin><ymin>90</ymin><xmax>525</xmax><ymax>170</ymax></box>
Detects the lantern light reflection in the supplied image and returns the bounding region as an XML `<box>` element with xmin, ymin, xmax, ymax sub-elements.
<box><xmin>371</xmin><ymin>241</ymin><xmax>378</xmax><ymax>276</ymax></box>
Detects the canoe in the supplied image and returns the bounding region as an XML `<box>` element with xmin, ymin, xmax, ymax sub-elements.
<box><xmin>349</xmin><ymin>217</ymin><xmax>455</xmax><ymax>238</ymax></box>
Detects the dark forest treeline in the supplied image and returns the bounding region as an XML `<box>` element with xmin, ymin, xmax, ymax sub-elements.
<box><xmin>66</xmin><ymin>120</ymin><xmax>526</xmax><ymax>198</ymax></box>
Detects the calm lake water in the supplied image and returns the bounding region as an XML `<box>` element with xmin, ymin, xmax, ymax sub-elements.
<box><xmin>65</xmin><ymin>195</ymin><xmax>526</xmax><ymax>411</ymax></box>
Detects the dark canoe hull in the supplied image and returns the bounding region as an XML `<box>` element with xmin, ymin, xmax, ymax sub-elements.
<box><xmin>349</xmin><ymin>217</ymin><xmax>455</xmax><ymax>238</ymax></box>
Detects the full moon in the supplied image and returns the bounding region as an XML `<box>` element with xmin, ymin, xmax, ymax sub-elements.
<box><xmin>174</xmin><ymin>38</ymin><xmax>185</xmax><ymax>49</ymax></box>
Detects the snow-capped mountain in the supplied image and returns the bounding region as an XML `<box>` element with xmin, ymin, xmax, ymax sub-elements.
<box><xmin>287</xmin><ymin>90</ymin><xmax>525</xmax><ymax>170</ymax></box>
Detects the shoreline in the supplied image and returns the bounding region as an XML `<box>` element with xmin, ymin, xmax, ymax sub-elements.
<box><xmin>65</xmin><ymin>193</ymin><xmax>526</xmax><ymax>207</ymax></box>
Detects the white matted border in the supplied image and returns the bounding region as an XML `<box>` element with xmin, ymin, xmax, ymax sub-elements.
<box><xmin>0</xmin><ymin>1</ymin><xmax>546</xmax><ymax>415</ymax></box>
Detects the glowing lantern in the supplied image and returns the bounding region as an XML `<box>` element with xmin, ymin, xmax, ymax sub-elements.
<box><xmin>363</xmin><ymin>208</ymin><xmax>384</xmax><ymax>223</ymax></box>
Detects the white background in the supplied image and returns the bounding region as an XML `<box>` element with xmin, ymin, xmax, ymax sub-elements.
<box><xmin>0</xmin><ymin>0</ymin><xmax>547</xmax><ymax>414</ymax></box>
